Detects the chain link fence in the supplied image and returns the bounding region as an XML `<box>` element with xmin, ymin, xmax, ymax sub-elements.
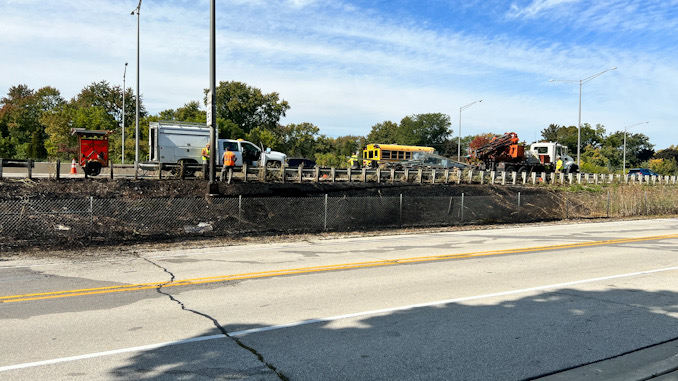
<box><xmin>1</xmin><ymin>189</ymin><xmax>677</xmax><ymax>250</ymax></box>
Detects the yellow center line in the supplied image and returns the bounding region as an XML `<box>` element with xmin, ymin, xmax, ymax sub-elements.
<box><xmin>2</xmin><ymin>233</ymin><xmax>677</xmax><ymax>304</ymax></box>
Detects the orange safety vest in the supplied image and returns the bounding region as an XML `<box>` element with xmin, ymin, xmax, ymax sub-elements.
<box><xmin>223</xmin><ymin>150</ymin><xmax>236</xmax><ymax>166</ymax></box>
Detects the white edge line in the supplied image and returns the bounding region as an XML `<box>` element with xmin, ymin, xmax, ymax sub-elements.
<box><xmin>2</xmin><ymin>265</ymin><xmax>677</xmax><ymax>372</ymax></box>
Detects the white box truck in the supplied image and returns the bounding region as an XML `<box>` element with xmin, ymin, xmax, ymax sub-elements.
<box><xmin>147</xmin><ymin>121</ymin><xmax>287</xmax><ymax>173</ymax></box>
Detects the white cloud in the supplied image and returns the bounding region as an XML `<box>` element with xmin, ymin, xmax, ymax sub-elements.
<box><xmin>507</xmin><ymin>0</ymin><xmax>582</xmax><ymax>19</ymax></box>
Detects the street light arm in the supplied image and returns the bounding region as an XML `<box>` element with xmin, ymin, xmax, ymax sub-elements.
<box><xmin>131</xmin><ymin>0</ymin><xmax>142</xmax><ymax>15</ymax></box>
<box><xmin>624</xmin><ymin>121</ymin><xmax>648</xmax><ymax>131</ymax></box>
<box><xmin>581</xmin><ymin>67</ymin><xmax>617</xmax><ymax>84</ymax></box>
<box><xmin>460</xmin><ymin>99</ymin><xmax>482</xmax><ymax>112</ymax></box>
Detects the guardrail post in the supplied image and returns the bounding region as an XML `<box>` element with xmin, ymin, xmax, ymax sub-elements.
<box><xmin>501</xmin><ymin>171</ymin><xmax>506</xmax><ymax>185</ymax></box>
<box><xmin>261</xmin><ymin>165</ymin><xmax>267</xmax><ymax>182</ymax></box>
<box><xmin>391</xmin><ymin>168</ymin><xmax>395</xmax><ymax>183</ymax></box>
<box><xmin>280</xmin><ymin>165</ymin><xmax>285</xmax><ymax>183</ymax></box>
<box><xmin>444</xmin><ymin>169</ymin><xmax>449</xmax><ymax>184</ymax></box>
<box><xmin>512</xmin><ymin>171</ymin><xmax>517</xmax><ymax>185</ymax></box>
<box><xmin>347</xmin><ymin>167</ymin><xmax>352</xmax><ymax>183</ymax></box>
<box><xmin>480</xmin><ymin>171</ymin><xmax>484</xmax><ymax>185</ymax></box>
<box><xmin>158</xmin><ymin>163</ymin><xmax>163</xmax><ymax>180</ymax></box>
<box><xmin>55</xmin><ymin>159</ymin><xmax>61</xmax><ymax>180</ymax></box>
<box><xmin>490</xmin><ymin>171</ymin><xmax>496</xmax><ymax>184</ymax></box>
<box><xmin>431</xmin><ymin>169</ymin><xmax>436</xmax><ymax>184</ymax></box>
<box><xmin>377</xmin><ymin>168</ymin><xmax>382</xmax><ymax>183</ymax></box>
<box><xmin>331</xmin><ymin>167</ymin><xmax>336</xmax><ymax>183</ymax></box>
<box><xmin>27</xmin><ymin>159</ymin><xmax>33</xmax><ymax>179</ymax></box>
<box><xmin>467</xmin><ymin>169</ymin><xmax>473</xmax><ymax>184</ymax></box>
<box><xmin>109</xmin><ymin>160</ymin><xmax>114</xmax><ymax>180</ymax></box>
<box><xmin>404</xmin><ymin>168</ymin><xmax>409</xmax><ymax>183</ymax></box>
<box><xmin>456</xmin><ymin>169</ymin><xmax>461</xmax><ymax>184</ymax></box>
<box><xmin>362</xmin><ymin>168</ymin><xmax>367</xmax><ymax>183</ymax></box>
<box><xmin>243</xmin><ymin>163</ymin><xmax>248</xmax><ymax>183</ymax></box>
<box><xmin>531</xmin><ymin>172</ymin><xmax>537</xmax><ymax>185</ymax></box>
<box><xmin>0</xmin><ymin>159</ymin><xmax>3</xmax><ymax>179</ymax></box>
<box><xmin>522</xmin><ymin>172</ymin><xmax>527</xmax><ymax>185</ymax></box>
<box><xmin>417</xmin><ymin>168</ymin><xmax>422</xmax><ymax>184</ymax></box>
<box><xmin>576</xmin><ymin>173</ymin><xmax>581</xmax><ymax>184</ymax></box>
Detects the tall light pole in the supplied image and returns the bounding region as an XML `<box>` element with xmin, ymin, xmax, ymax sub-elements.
<box><xmin>550</xmin><ymin>67</ymin><xmax>617</xmax><ymax>167</ymax></box>
<box><xmin>623</xmin><ymin>121</ymin><xmax>648</xmax><ymax>177</ymax></box>
<box><xmin>131</xmin><ymin>0</ymin><xmax>142</xmax><ymax>177</ymax></box>
<box><xmin>458</xmin><ymin>99</ymin><xmax>482</xmax><ymax>161</ymax></box>
<box><xmin>122</xmin><ymin>62</ymin><xmax>128</xmax><ymax>164</ymax></box>
<box><xmin>208</xmin><ymin>0</ymin><xmax>217</xmax><ymax>189</ymax></box>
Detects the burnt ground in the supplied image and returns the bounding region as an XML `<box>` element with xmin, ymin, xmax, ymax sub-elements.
<box><xmin>0</xmin><ymin>178</ymin><xmax>558</xmax><ymax>258</ymax></box>
<box><xmin>0</xmin><ymin>178</ymin><xmax>550</xmax><ymax>200</ymax></box>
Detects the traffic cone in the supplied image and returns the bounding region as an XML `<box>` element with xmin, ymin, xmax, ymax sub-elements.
<box><xmin>70</xmin><ymin>159</ymin><xmax>77</xmax><ymax>174</ymax></box>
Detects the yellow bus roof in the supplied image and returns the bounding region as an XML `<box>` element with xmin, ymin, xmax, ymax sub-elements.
<box><xmin>366</xmin><ymin>144</ymin><xmax>435</xmax><ymax>152</ymax></box>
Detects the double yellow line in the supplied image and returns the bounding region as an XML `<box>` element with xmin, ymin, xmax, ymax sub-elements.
<box><xmin>2</xmin><ymin>233</ymin><xmax>677</xmax><ymax>304</ymax></box>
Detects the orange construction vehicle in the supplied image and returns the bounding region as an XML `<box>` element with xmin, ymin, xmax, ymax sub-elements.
<box><xmin>71</xmin><ymin>128</ymin><xmax>111</xmax><ymax>176</ymax></box>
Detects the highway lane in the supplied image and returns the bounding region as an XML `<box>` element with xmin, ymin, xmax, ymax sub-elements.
<box><xmin>1</xmin><ymin>218</ymin><xmax>677</xmax><ymax>380</ymax></box>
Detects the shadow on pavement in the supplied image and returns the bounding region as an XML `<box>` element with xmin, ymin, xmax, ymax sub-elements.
<box><xmin>109</xmin><ymin>286</ymin><xmax>678</xmax><ymax>380</ymax></box>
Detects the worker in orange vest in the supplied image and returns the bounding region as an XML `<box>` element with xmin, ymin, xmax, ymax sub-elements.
<box><xmin>221</xmin><ymin>147</ymin><xmax>237</xmax><ymax>183</ymax></box>
<box><xmin>201</xmin><ymin>143</ymin><xmax>210</xmax><ymax>164</ymax></box>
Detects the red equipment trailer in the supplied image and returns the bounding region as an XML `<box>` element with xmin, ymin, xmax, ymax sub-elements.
<box><xmin>70</xmin><ymin>128</ymin><xmax>111</xmax><ymax>176</ymax></box>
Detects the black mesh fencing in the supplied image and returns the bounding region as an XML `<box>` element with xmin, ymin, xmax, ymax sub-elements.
<box><xmin>1</xmin><ymin>189</ymin><xmax>677</xmax><ymax>250</ymax></box>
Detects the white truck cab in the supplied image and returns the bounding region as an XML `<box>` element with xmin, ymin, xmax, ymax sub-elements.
<box><xmin>527</xmin><ymin>142</ymin><xmax>578</xmax><ymax>173</ymax></box>
<box><xmin>217</xmin><ymin>139</ymin><xmax>286</xmax><ymax>168</ymax></box>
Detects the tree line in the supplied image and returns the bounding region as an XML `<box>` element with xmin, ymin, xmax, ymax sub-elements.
<box><xmin>1</xmin><ymin>81</ymin><xmax>676</xmax><ymax>175</ymax></box>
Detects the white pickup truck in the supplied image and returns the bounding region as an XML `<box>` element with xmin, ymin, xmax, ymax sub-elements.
<box><xmin>147</xmin><ymin>121</ymin><xmax>286</xmax><ymax>171</ymax></box>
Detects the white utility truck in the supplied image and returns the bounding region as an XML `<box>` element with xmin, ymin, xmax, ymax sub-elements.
<box><xmin>147</xmin><ymin>121</ymin><xmax>286</xmax><ymax>173</ymax></box>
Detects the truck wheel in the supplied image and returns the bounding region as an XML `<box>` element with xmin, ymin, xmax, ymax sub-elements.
<box><xmin>518</xmin><ymin>166</ymin><xmax>529</xmax><ymax>174</ymax></box>
<box><xmin>85</xmin><ymin>161</ymin><xmax>102</xmax><ymax>176</ymax></box>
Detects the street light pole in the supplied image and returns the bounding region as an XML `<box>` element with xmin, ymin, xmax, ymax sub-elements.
<box><xmin>131</xmin><ymin>0</ymin><xmax>142</xmax><ymax>178</ymax></box>
<box><xmin>458</xmin><ymin>99</ymin><xmax>482</xmax><ymax>162</ymax></box>
<box><xmin>122</xmin><ymin>62</ymin><xmax>128</xmax><ymax>164</ymax></box>
<box><xmin>623</xmin><ymin>121</ymin><xmax>649</xmax><ymax>177</ymax></box>
<box><xmin>208</xmin><ymin>0</ymin><xmax>217</xmax><ymax>188</ymax></box>
<box><xmin>550</xmin><ymin>67</ymin><xmax>617</xmax><ymax>167</ymax></box>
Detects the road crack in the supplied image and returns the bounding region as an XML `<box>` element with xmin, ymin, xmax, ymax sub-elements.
<box><xmin>141</xmin><ymin>257</ymin><xmax>289</xmax><ymax>381</ymax></box>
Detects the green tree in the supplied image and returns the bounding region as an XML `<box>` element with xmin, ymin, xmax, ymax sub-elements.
<box><xmin>278</xmin><ymin>122</ymin><xmax>321</xmax><ymax>158</ymax></box>
<box><xmin>0</xmin><ymin>85</ymin><xmax>64</xmax><ymax>159</ymax></box>
<box><xmin>159</xmin><ymin>101</ymin><xmax>206</xmax><ymax>123</ymax></box>
<box><xmin>366</xmin><ymin>121</ymin><xmax>398</xmax><ymax>143</ymax></box>
<box><xmin>397</xmin><ymin>113</ymin><xmax>452</xmax><ymax>147</ymax></box>
<box><xmin>210</xmin><ymin>81</ymin><xmax>290</xmax><ymax>136</ymax></box>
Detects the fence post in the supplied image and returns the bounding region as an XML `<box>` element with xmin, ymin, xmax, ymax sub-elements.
<box><xmin>607</xmin><ymin>189</ymin><xmax>610</xmax><ymax>218</ymax></box>
<box><xmin>399</xmin><ymin>194</ymin><xmax>403</xmax><ymax>228</ymax></box>
<box><xmin>238</xmin><ymin>195</ymin><xmax>242</xmax><ymax>225</ymax></box>
<box><xmin>460</xmin><ymin>193</ymin><xmax>464</xmax><ymax>222</ymax></box>
<box><xmin>89</xmin><ymin>196</ymin><xmax>94</xmax><ymax>236</ymax></box>
<box><xmin>565</xmin><ymin>191</ymin><xmax>569</xmax><ymax>219</ymax></box>
<box><xmin>518</xmin><ymin>192</ymin><xmax>521</xmax><ymax>208</ymax></box>
<box><xmin>243</xmin><ymin>163</ymin><xmax>248</xmax><ymax>183</ymax></box>
<box><xmin>645</xmin><ymin>190</ymin><xmax>648</xmax><ymax>215</ymax></box>
<box><xmin>324</xmin><ymin>194</ymin><xmax>328</xmax><ymax>231</ymax></box>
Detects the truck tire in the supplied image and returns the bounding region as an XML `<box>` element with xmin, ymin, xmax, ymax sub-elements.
<box><xmin>85</xmin><ymin>161</ymin><xmax>102</xmax><ymax>176</ymax></box>
<box><xmin>518</xmin><ymin>166</ymin><xmax>529</xmax><ymax>174</ymax></box>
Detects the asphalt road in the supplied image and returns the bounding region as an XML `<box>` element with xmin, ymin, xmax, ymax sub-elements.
<box><xmin>1</xmin><ymin>218</ymin><xmax>678</xmax><ymax>380</ymax></box>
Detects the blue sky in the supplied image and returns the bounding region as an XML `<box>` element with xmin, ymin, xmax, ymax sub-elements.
<box><xmin>2</xmin><ymin>0</ymin><xmax>676</xmax><ymax>149</ymax></box>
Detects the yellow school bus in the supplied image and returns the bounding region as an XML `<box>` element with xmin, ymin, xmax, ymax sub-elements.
<box><xmin>362</xmin><ymin>144</ymin><xmax>436</xmax><ymax>168</ymax></box>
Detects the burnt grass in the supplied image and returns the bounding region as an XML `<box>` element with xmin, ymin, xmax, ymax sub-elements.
<box><xmin>0</xmin><ymin>178</ymin><xmax>551</xmax><ymax>200</ymax></box>
<box><xmin>0</xmin><ymin>179</ymin><xmax>559</xmax><ymax>254</ymax></box>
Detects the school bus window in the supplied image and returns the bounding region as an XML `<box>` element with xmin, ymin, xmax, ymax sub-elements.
<box><xmin>382</xmin><ymin>150</ymin><xmax>391</xmax><ymax>159</ymax></box>
<box><xmin>397</xmin><ymin>151</ymin><xmax>404</xmax><ymax>159</ymax></box>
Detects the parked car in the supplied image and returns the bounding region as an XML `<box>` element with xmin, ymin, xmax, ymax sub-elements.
<box><xmin>628</xmin><ymin>168</ymin><xmax>659</xmax><ymax>177</ymax></box>
<box><xmin>287</xmin><ymin>158</ymin><xmax>317</xmax><ymax>168</ymax></box>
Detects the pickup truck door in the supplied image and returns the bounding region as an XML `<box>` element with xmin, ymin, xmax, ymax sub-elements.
<box><xmin>241</xmin><ymin>141</ymin><xmax>262</xmax><ymax>166</ymax></box>
<box><xmin>220</xmin><ymin>141</ymin><xmax>243</xmax><ymax>167</ymax></box>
